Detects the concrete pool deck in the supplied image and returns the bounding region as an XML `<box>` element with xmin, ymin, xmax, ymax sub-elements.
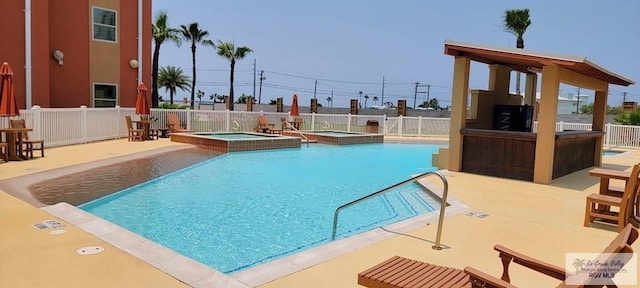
<box><xmin>1</xmin><ymin>136</ymin><xmax>639</xmax><ymax>287</ymax></box>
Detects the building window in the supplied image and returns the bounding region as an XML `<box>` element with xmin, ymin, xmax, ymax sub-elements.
<box><xmin>92</xmin><ymin>7</ymin><xmax>117</xmax><ymax>42</ymax></box>
<box><xmin>94</xmin><ymin>84</ymin><xmax>117</xmax><ymax>107</ymax></box>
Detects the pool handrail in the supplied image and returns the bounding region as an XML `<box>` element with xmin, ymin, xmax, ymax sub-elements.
<box><xmin>330</xmin><ymin>170</ymin><xmax>450</xmax><ymax>250</ymax></box>
<box><xmin>284</xmin><ymin>121</ymin><xmax>309</xmax><ymax>147</ymax></box>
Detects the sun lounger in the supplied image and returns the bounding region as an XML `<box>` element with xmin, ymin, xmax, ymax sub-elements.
<box><xmin>255</xmin><ymin>115</ymin><xmax>281</xmax><ymax>134</ymax></box>
<box><xmin>167</xmin><ymin>113</ymin><xmax>195</xmax><ymax>134</ymax></box>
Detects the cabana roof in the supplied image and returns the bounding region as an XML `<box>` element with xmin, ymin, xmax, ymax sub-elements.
<box><xmin>444</xmin><ymin>39</ymin><xmax>635</xmax><ymax>86</ymax></box>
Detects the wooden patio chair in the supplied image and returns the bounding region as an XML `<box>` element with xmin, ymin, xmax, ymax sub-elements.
<box><xmin>358</xmin><ymin>224</ymin><xmax>638</xmax><ymax>288</ymax></box>
<box><xmin>281</xmin><ymin>117</ymin><xmax>291</xmax><ymax>132</ymax></box>
<box><xmin>125</xmin><ymin>115</ymin><xmax>144</xmax><ymax>142</ymax></box>
<box><xmin>166</xmin><ymin>113</ymin><xmax>195</xmax><ymax>134</ymax></box>
<box><xmin>585</xmin><ymin>164</ymin><xmax>640</xmax><ymax>232</ymax></box>
<box><xmin>0</xmin><ymin>142</ymin><xmax>7</xmax><ymax>162</ymax></box>
<box><xmin>9</xmin><ymin>119</ymin><xmax>44</xmax><ymax>158</ymax></box>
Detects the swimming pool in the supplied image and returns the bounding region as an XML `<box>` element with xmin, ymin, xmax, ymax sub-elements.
<box><xmin>80</xmin><ymin>143</ymin><xmax>442</xmax><ymax>273</ymax></box>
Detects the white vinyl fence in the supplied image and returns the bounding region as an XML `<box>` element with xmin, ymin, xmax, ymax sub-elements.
<box><xmin>3</xmin><ymin>107</ymin><xmax>639</xmax><ymax>149</ymax></box>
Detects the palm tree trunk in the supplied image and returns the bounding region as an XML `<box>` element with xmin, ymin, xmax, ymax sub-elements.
<box><xmin>170</xmin><ymin>90</ymin><xmax>174</xmax><ymax>104</ymax></box>
<box><xmin>152</xmin><ymin>42</ymin><xmax>162</xmax><ymax>107</ymax></box>
<box><xmin>190</xmin><ymin>43</ymin><xmax>196</xmax><ymax>109</ymax></box>
<box><xmin>515</xmin><ymin>35</ymin><xmax>524</xmax><ymax>96</ymax></box>
<box><xmin>228</xmin><ymin>59</ymin><xmax>235</xmax><ymax>111</ymax></box>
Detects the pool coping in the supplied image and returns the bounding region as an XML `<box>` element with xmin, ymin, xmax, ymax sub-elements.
<box><xmin>42</xmin><ymin>173</ymin><xmax>469</xmax><ymax>287</ymax></box>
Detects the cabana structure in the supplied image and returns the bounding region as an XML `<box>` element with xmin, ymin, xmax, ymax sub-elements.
<box><xmin>435</xmin><ymin>40</ymin><xmax>635</xmax><ymax>184</ymax></box>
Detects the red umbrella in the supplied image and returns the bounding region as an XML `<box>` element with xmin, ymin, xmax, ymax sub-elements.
<box><xmin>135</xmin><ymin>82</ymin><xmax>150</xmax><ymax>115</ymax></box>
<box><xmin>0</xmin><ymin>62</ymin><xmax>20</xmax><ymax>117</ymax></box>
<box><xmin>290</xmin><ymin>94</ymin><xmax>299</xmax><ymax>117</ymax></box>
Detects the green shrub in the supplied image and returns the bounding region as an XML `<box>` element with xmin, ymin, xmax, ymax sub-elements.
<box><xmin>158</xmin><ymin>102</ymin><xmax>190</xmax><ymax>109</ymax></box>
<box><xmin>615</xmin><ymin>109</ymin><xmax>640</xmax><ymax>125</ymax></box>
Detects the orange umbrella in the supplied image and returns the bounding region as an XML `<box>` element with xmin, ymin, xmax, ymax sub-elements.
<box><xmin>135</xmin><ymin>82</ymin><xmax>150</xmax><ymax>115</ymax></box>
<box><xmin>290</xmin><ymin>94</ymin><xmax>299</xmax><ymax>117</ymax></box>
<box><xmin>0</xmin><ymin>62</ymin><xmax>20</xmax><ymax>117</ymax></box>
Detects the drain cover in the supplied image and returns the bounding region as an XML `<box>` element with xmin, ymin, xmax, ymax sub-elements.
<box><xmin>76</xmin><ymin>246</ymin><xmax>104</xmax><ymax>255</ymax></box>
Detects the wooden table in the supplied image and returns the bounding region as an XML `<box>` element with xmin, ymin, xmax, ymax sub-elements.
<box><xmin>157</xmin><ymin>128</ymin><xmax>169</xmax><ymax>138</ymax></box>
<box><xmin>0</xmin><ymin>127</ymin><xmax>32</xmax><ymax>161</ymax></box>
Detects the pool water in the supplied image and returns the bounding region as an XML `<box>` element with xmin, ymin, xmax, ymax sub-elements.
<box><xmin>308</xmin><ymin>131</ymin><xmax>358</xmax><ymax>137</ymax></box>
<box><xmin>204</xmin><ymin>132</ymin><xmax>272</xmax><ymax>139</ymax></box>
<box><xmin>80</xmin><ymin>143</ymin><xmax>443</xmax><ymax>273</ymax></box>
<box><xmin>603</xmin><ymin>149</ymin><xmax>623</xmax><ymax>156</ymax></box>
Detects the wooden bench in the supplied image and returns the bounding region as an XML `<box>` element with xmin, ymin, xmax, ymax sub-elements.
<box><xmin>358</xmin><ymin>256</ymin><xmax>471</xmax><ymax>288</ymax></box>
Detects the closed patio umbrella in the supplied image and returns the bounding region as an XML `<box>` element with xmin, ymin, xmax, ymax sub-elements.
<box><xmin>135</xmin><ymin>82</ymin><xmax>150</xmax><ymax>115</ymax></box>
<box><xmin>290</xmin><ymin>94</ymin><xmax>299</xmax><ymax>117</ymax></box>
<box><xmin>0</xmin><ymin>62</ymin><xmax>20</xmax><ymax>117</ymax></box>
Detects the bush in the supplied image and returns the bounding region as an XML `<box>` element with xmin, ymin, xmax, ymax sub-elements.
<box><xmin>614</xmin><ymin>109</ymin><xmax>640</xmax><ymax>125</ymax></box>
<box><xmin>158</xmin><ymin>102</ymin><xmax>190</xmax><ymax>109</ymax></box>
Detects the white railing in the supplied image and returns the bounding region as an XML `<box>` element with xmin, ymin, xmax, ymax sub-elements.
<box><xmin>3</xmin><ymin>107</ymin><xmax>640</xmax><ymax>149</ymax></box>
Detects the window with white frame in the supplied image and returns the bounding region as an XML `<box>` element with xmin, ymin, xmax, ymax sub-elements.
<box><xmin>92</xmin><ymin>7</ymin><xmax>116</xmax><ymax>42</ymax></box>
<box><xmin>94</xmin><ymin>84</ymin><xmax>117</xmax><ymax>107</ymax></box>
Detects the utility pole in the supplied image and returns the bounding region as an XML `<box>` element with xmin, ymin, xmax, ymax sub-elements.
<box><xmin>331</xmin><ymin>90</ymin><xmax>334</xmax><ymax>107</ymax></box>
<box><xmin>381</xmin><ymin>76</ymin><xmax>385</xmax><ymax>108</ymax></box>
<box><xmin>414</xmin><ymin>81</ymin><xmax>419</xmax><ymax>109</ymax></box>
<box><xmin>623</xmin><ymin>91</ymin><xmax>628</xmax><ymax>102</ymax></box>
<box><xmin>253</xmin><ymin>59</ymin><xmax>256</xmax><ymax>101</ymax></box>
<box><xmin>313</xmin><ymin>80</ymin><xmax>317</xmax><ymax>99</ymax></box>
<box><xmin>426</xmin><ymin>84</ymin><xmax>431</xmax><ymax>103</ymax></box>
<box><xmin>414</xmin><ymin>82</ymin><xmax>428</xmax><ymax>109</ymax></box>
<box><xmin>258</xmin><ymin>70</ymin><xmax>265</xmax><ymax>104</ymax></box>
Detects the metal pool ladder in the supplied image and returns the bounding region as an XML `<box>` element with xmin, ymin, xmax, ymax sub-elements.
<box><xmin>284</xmin><ymin>121</ymin><xmax>309</xmax><ymax>147</ymax></box>
<box><xmin>331</xmin><ymin>170</ymin><xmax>450</xmax><ymax>250</ymax></box>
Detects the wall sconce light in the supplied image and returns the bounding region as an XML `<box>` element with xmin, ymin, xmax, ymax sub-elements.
<box><xmin>52</xmin><ymin>50</ymin><xmax>64</xmax><ymax>65</ymax></box>
<box><xmin>129</xmin><ymin>59</ymin><xmax>139</xmax><ymax>69</ymax></box>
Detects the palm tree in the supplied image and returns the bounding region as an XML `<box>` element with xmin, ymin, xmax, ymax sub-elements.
<box><xmin>364</xmin><ymin>95</ymin><xmax>369</xmax><ymax>108</ymax></box>
<box><xmin>503</xmin><ymin>9</ymin><xmax>531</xmax><ymax>95</ymax></box>
<box><xmin>152</xmin><ymin>11</ymin><xmax>181</xmax><ymax>107</ymax></box>
<box><xmin>326</xmin><ymin>96</ymin><xmax>332</xmax><ymax>107</ymax></box>
<box><xmin>158</xmin><ymin>65</ymin><xmax>191</xmax><ymax>104</ymax></box>
<box><xmin>180</xmin><ymin>22</ymin><xmax>213</xmax><ymax>109</ymax></box>
<box><xmin>215</xmin><ymin>41</ymin><xmax>253</xmax><ymax>111</ymax></box>
<box><xmin>373</xmin><ymin>96</ymin><xmax>379</xmax><ymax>106</ymax></box>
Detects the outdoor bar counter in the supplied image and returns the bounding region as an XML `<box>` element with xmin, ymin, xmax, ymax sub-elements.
<box><xmin>460</xmin><ymin>128</ymin><xmax>604</xmax><ymax>181</ymax></box>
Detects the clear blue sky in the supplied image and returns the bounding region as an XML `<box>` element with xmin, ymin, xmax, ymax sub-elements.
<box><xmin>152</xmin><ymin>0</ymin><xmax>639</xmax><ymax>108</ymax></box>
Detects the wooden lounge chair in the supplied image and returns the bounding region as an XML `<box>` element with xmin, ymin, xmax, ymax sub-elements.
<box><xmin>9</xmin><ymin>119</ymin><xmax>44</xmax><ymax>158</ymax></box>
<box><xmin>167</xmin><ymin>113</ymin><xmax>195</xmax><ymax>134</ymax></box>
<box><xmin>585</xmin><ymin>164</ymin><xmax>640</xmax><ymax>232</ymax></box>
<box><xmin>255</xmin><ymin>115</ymin><xmax>280</xmax><ymax>134</ymax></box>
<box><xmin>358</xmin><ymin>224</ymin><xmax>638</xmax><ymax>288</ymax></box>
<box><xmin>125</xmin><ymin>115</ymin><xmax>144</xmax><ymax>142</ymax></box>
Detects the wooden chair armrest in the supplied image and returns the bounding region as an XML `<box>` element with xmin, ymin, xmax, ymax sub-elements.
<box><xmin>494</xmin><ymin>245</ymin><xmax>567</xmax><ymax>283</ymax></box>
<box><xmin>464</xmin><ymin>267</ymin><xmax>517</xmax><ymax>288</ymax></box>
